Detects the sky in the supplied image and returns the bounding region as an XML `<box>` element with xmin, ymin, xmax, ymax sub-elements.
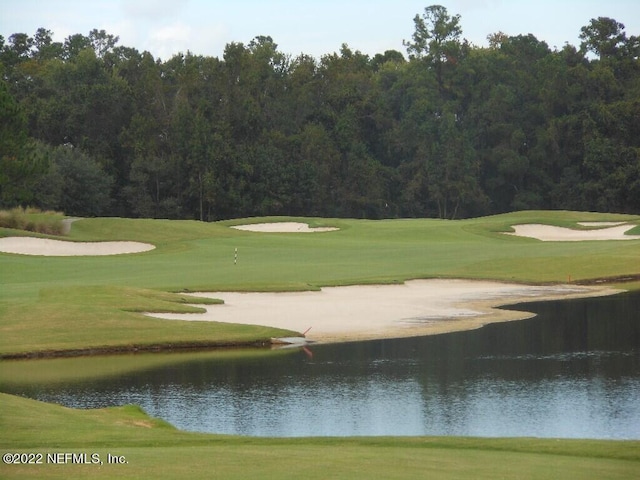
<box><xmin>1</xmin><ymin>1</ymin><xmax>639</xmax><ymax>61</ymax></box>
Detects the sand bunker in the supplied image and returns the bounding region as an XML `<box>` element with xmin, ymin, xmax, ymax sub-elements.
<box><xmin>0</xmin><ymin>237</ymin><xmax>155</xmax><ymax>256</ymax></box>
<box><xmin>231</xmin><ymin>222</ymin><xmax>338</xmax><ymax>233</ymax></box>
<box><xmin>506</xmin><ymin>224</ymin><xmax>640</xmax><ymax>241</ymax></box>
<box><xmin>147</xmin><ymin>280</ymin><xmax>616</xmax><ymax>343</ymax></box>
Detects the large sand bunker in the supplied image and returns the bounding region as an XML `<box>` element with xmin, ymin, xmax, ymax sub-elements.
<box><xmin>147</xmin><ymin>280</ymin><xmax>616</xmax><ymax>343</ymax></box>
<box><xmin>231</xmin><ymin>222</ymin><xmax>338</xmax><ymax>233</ymax></box>
<box><xmin>506</xmin><ymin>223</ymin><xmax>640</xmax><ymax>241</ymax></box>
<box><xmin>0</xmin><ymin>237</ymin><xmax>155</xmax><ymax>256</ymax></box>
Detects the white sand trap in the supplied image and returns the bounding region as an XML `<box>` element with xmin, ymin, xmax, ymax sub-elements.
<box><xmin>231</xmin><ymin>222</ymin><xmax>338</xmax><ymax>233</ymax></box>
<box><xmin>147</xmin><ymin>279</ymin><xmax>616</xmax><ymax>343</ymax></box>
<box><xmin>506</xmin><ymin>224</ymin><xmax>640</xmax><ymax>241</ymax></box>
<box><xmin>0</xmin><ymin>237</ymin><xmax>155</xmax><ymax>256</ymax></box>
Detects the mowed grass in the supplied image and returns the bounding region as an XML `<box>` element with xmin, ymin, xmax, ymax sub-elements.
<box><xmin>1</xmin><ymin>393</ymin><xmax>638</xmax><ymax>480</ymax></box>
<box><xmin>1</xmin><ymin>210</ymin><xmax>639</xmax><ymax>356</ymax></box>
<box><xmin>2</xmin><ymin>211</ymin><xmax>640</xmax><ymax>479</ymax></box>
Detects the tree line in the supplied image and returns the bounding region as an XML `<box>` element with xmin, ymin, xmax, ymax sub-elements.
<box><xmin>1</xmin><ymin>5</ymin><xmax>639</xmax><ymax>220</ymax></box>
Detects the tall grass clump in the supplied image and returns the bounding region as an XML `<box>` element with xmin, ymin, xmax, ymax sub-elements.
<box><xmin>0</xmin><ymin>207</ymin><xmax>65</xmax><ymax>235</ymax></box>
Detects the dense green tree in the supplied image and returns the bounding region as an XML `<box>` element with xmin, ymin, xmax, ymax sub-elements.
<box><xmin>580</xmin><ymin>17</ymin><xmax>629</xmax><ymax>60</ymax></box>
<box><xmin>121</xmin><ymin>112</ymin><xmax>179</xmax><ymax>218</ymax></box>
<box><xmin>403</xmin><ymin>4</ymin><xmax>464</xmax><ymax>96</ymax></box>
<box><xmin>33</xmin><ymin>28</ymin><xmax>63</xmax><ymax>61</ymax></box>
<box><xmin>63</xmin><ymin>33</ymin><xmax>92</xmax><ymax>60</ymax></box>
<box><xmin>34</xmin><ymin>144</ymin><xmax>114</xmax><ymax>216</ymax></box>
<box><xmin>1</xmin><ymin>7</ymin><xmax>638</xmax><ymax>220</ymax></box>
<box><xmin>0</xmin><ymin>80</ymin><xmax>48</xmax><ymax>207</ymax></box>
<box><xmin>88</xmin><ymin>29</ymin><xmax>119</xmax><ymax>58</ymax></box>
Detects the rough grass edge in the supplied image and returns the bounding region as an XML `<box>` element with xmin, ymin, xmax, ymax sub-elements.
<box><xmin>0</xmin><ymin>207</ymin><xmax>65</xmax><ymax>236</ymax></box>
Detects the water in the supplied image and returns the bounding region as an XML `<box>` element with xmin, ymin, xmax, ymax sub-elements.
<box><xmin>2</xmin><ymin>292</ymin><xmax>639</xmax><ymax>438</ymax></box>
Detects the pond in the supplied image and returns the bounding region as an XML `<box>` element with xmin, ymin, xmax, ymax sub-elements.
<box><xmin>2</xmin><ymin>291</ymin><xmax>639</xmax><ymax>439</ymax></box>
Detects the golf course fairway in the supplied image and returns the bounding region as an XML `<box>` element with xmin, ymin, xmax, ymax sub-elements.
<box><xmin>1</xmin><ymin>210</ymin><xmax>639</xmax><ymax>478</ymax></box>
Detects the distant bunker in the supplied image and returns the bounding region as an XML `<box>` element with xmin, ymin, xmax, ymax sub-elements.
<box><xmin>0</xmin><ymin>237</ymin><xmax>155</xmax><ymax>256</ymax></box>
<box><xmin>505</xmin><ymin>222</ymin><xmax>640</xmax><ymax>241</ymax></box>
<box><xmin>231</xmin><ymin>222</ymin><xmax>339</xmax><ymax>233</ymax></box>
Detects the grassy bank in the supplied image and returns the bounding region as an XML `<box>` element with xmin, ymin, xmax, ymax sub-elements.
<box><xmin>1</xmin><ymin>393</ymin><xmax>638</xmax><ymax>480</ymax></box>
<box><xmin>1</xmin><ymin>211</ymin><xmax>639</xmax><ymax>356</ymax></box>
<box><xmin>0</xmin><ymin>285</ymin><xmax>294</xmax><ymax>358</ymax></box>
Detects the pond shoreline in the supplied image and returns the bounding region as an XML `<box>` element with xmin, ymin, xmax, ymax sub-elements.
<box><xmin>0</xmin><ymin>339</ymin><xmax>276</xmax><ymax>360</ymax></box>
<box><xmin>2</xmin><ymin>279</ymin><xmax>629</xmax><ymax>360</ymax></box>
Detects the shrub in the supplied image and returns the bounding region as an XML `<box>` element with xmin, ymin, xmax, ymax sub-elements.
<box><xmin>0</xmin><ymin>207</ymin><xmax>65</xmax><ymax>235</ymax></box>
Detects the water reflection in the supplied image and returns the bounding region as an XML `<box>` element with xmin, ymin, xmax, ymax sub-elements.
<box><xmin>2</xmin><ymin>291</ymin><xmax>639</xmax><ymax>438</ymax></box>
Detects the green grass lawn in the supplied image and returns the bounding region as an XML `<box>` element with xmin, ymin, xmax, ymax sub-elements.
<box><xmin>1</xmin><ymin>392</ymin><xmax>638</xmax><ymax>480</ymax></box>
<box><xmin>1</xmin><ymin>210</ymin><xmax>640</xmax><ymax>479</ymax></box>
<box><xmin>1</xmin><ymin>210</ymin><xmax>639</xmax><ymax>357</ymax></box>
